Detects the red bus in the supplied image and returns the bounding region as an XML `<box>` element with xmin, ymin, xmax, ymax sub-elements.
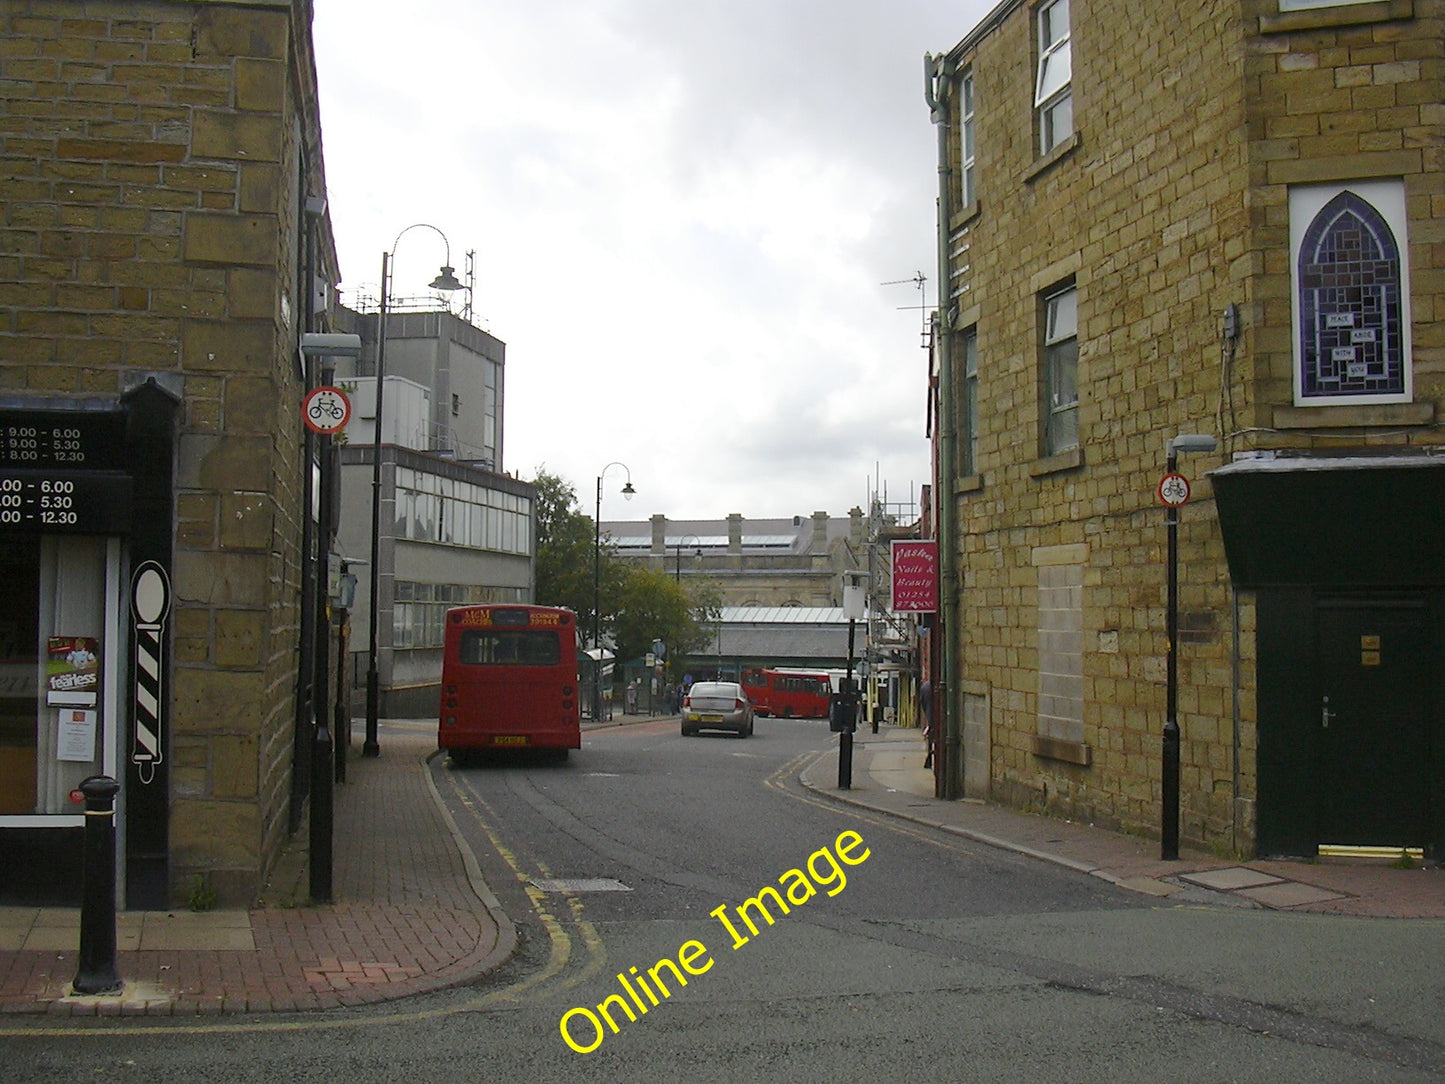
<box><xmin>439</xmin><ymin>605</ymin><xmax>581</xmax><ymax>760</ymax></box>
<box><xmin>740</xmin><ymin>668</ymin><xmax>833</xmax><ymax>718</ymax></box>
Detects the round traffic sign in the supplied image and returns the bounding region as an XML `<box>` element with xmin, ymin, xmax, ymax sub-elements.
<box><xmin>1157</xmin><ymin>472</ymin><xmax>1191</xmax><ymax>507</ymax></box>
<box><xmin>303</xmin><ymin>386</ymin><xmax>351</xmax><ymax>435</ymax></box>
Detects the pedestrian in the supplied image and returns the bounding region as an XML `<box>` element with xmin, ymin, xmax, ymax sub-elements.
<box><xmin>919</xmin><ymin>679</ymin><xmax>933</xmax><ymax>769</ymax></box>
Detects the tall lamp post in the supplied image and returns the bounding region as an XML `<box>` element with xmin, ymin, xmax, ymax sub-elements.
<box><xmin>364</xmin><ymin>224</ymin><xmax>464</xmax><ymax>757</ymax></box>
<box><xmin>1160</xmin><ymin>432</ymin><xmax>1217</xmax><ymax>859</ymax></box>
<box><xmin>593</xmin><ymin>462</ymin><xmax>635</xmax><ymax>721</ymax></box>
<box><xmin>672</xmin><ymin>534</ymin><xmax>701</xmax><ymax>582</ymax></box>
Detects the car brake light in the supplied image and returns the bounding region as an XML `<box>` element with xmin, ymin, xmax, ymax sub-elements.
<box><xmin>735</xmin><ymin>699</ymin><xmax>746</xmax><ymax>710</ymax></box>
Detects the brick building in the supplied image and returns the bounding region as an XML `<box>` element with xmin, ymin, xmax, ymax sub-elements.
<box><xmin>926</xmin><ymin>0</ymin><xmax>1443</xmax><ymax>857</ymax></box>
<box><xmin>0</xmin><ymin>0</ymin><xmax>342</xmax><ymax>906</ymax></box>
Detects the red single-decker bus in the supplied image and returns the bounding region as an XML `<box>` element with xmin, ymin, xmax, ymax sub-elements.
<box><xmin>740</xmin><ymin>668</ymin><xmax>833</xmax><ymax>718</ymax></box>
<box><xmin>439</xmin><ymin>604</ymin><xmax>581</xmax><ymax>760</ymax></box>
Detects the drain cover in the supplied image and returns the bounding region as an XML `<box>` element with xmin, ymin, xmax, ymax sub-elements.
<box><xmin>531</xmin><ymin>878</ymin><xmax>632</xmax><ymax>893</ymax></box>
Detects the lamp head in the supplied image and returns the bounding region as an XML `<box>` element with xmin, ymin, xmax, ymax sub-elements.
<box><xmin>430</xmin><ymin>265</ymin><xmax>464</xmax><ymax>292</ymax></box>
<box><xmin>1167</xmin><ymin>433</ymin><xmax>1218</xmax><ymax>455</ymax></box>
<box><xmin>621</xmin><ymin>481</ymin><xmax>636</xmax><ymax>501</ymax></box>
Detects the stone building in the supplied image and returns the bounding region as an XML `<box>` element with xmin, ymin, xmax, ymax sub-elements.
<box><xmin>926</xmin><ymin>0</ymin><xmax>1443</xmax><ymax>857</ymax></box>
<box><xmin>604</xmin><ymin>511</ymin><xmax>866</xmax><ymax>607</ymax></box>
<box><xmin>0</xmin><ymin>0</ymin><xmax>343</xmax><ymax>906</ymax></box>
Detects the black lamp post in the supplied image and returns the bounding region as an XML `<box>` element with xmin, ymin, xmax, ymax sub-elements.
<box><xmin>593</xmin><ymin>462</ymin><xmax>634</xmax><ymax>721</ymax></box>
<box><xmin>673</xmin><ymin>534</ymin><xmax>701</xmax><ymax>582</ymax></box>
<box><xmin>1161</xmin><ymin>432</ymin><xmax>1217</xmax><ymax>859</ymax></box>
<box><xmin>364</xmin><ymin>224</ymin><xmax>464</xmax><ymax>757</ymax></box>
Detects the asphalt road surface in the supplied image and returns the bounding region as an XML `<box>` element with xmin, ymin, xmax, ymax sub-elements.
<box><xmin>5</xmin><ymin>716</ymin><xmax>1444</xmax><ymax>1082</ymax></box>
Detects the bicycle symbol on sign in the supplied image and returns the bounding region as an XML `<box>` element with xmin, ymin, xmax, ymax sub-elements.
<box><xmin>309</xmin><ymin>396</ymin><xmax>345</xmax><ymax>421</ymax></box>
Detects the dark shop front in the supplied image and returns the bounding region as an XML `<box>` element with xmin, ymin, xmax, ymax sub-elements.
<box><xmin>0</xmin><ymin>381</ymin><xmax>177</xmax><ymax>908</ymax></box>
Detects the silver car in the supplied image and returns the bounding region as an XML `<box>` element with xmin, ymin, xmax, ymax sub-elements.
<box><xmin>680</xmin><ymin>681</ymin><xmax>754</xmax><ymax>738</ymax></box>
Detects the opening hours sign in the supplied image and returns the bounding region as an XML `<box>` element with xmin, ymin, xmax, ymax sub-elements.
<box><xmin>890</xmin><ymin>540</ymin><xmax>937</xmax><ymax>613</ymax></box>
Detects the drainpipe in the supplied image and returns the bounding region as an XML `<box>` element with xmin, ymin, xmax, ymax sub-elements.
<box><xmin>925</xmin><ymin>54</ymin><xmax>961</xmax><ymax>800</ymax></box>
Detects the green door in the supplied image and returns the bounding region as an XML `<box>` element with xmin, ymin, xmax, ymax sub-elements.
<box><xmin>1316</xmin><ymin>599</ymin><xmax>1430</xmax><ymax>847</ymax></box>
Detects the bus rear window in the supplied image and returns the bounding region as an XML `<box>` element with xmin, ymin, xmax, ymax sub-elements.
<box><xmin>458</xmin><ymin>629</ymin><xmax>561</xmax><ymax>666</ymax></box>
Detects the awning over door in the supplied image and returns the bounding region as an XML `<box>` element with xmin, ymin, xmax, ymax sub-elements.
<box><xmin>1211</xmin><ymin>455</ymin><xmax>1445</xmax><ymax>588</ymax></box>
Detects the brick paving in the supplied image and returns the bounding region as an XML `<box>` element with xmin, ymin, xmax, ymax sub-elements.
<box><xmin>0</xmin><ymin>728</ymin><xmax>513</xmax><ymax>1016</ymax></box>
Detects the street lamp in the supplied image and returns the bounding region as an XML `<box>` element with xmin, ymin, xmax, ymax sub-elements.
<box><xmin>672</xmin><ymin>534</ymin><xmax>701</xmax><ymax>582</ymax></box>
<box><xmin>1162</xmin><ymin>432</ymin><xmax>1217</xmax><ymax>859</ymax></box>
<box><xmin>364</xmin><ymin>224</ymin><xmax>464</xmax><ymax>758</ymax></box>
<box><xmin>593</xmin><ymin>462</ymin><xmax>635</xmax><ymax>721</ymax></box>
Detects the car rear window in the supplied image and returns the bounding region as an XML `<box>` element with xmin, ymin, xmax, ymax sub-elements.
<box><xmin>690</xmin><ymin>683</ymin><xmax>738</xmax><ymax>698</ymax></box>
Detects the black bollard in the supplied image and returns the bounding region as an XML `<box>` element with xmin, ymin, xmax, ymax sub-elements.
<box><xmin>72</xmin><ymin>775</ymin><xmax>122</xmax><ymax>995</ymax></box>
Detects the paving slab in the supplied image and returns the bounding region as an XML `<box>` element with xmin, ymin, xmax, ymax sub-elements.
<box><xmin>1180</xmin><ymin>867</ymin><xmax>1286</xmax><ymax>891</ymax></box>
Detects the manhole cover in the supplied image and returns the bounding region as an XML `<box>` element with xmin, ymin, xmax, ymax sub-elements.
<box><xmin>531</xmin><ymin>878</ymin><xmax>632</xmax><ymax>893</ymax></box>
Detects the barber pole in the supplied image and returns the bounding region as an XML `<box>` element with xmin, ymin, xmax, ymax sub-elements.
<box><xmin>130</xmin><ymin>561</ymin><xmax>170</xmax><ymax>784</ymax></box>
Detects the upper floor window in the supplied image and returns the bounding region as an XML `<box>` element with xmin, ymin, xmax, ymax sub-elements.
<box><xmin>960</xmin><ymin>69</ymin><xmax>976</xmax><ymax>208</ymax></box>
<box><xmin>1035</xmin><ymin>0</ymin><xmax>1073</xmax><ymax>155</ymax></box>
<box><xmin>1043</xmin><ymin>285</ymin><xmax>1078</xmax><ymax>454</ymax></box>
<box><xmin>1290</xmin><ymin>180</ymin><xmax>1410</xmax><ymax>406</ymax></box>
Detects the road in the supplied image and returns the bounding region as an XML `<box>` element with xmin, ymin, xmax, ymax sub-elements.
<box><xmin>5</xmin><ymin>716</ymin><xmax>1444</xmax><ymax>1081</ymax></box>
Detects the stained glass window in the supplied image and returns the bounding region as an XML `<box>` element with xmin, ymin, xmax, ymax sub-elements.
<box><xmin>1298</xmin><ymin>191</ymin><xmax>1404</xmax><ymax>400</ymax></box>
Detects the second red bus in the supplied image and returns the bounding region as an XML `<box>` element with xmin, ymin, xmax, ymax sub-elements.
<box><xmin>740</xmin><ymin>667</ymin><xmax>833</xmax><ymax>718</ymax></box>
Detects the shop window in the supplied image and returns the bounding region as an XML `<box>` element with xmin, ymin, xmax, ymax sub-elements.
<box><xmin>0</xmin><ymin>535</ymin><xmax>111</xmax><ymax>818</ymax></box>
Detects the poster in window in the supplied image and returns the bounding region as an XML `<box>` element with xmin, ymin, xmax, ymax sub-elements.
<box><xmin>47</xmin><ymin>636</ymin><xmax>100</xmax><ymax>706</ymax></box>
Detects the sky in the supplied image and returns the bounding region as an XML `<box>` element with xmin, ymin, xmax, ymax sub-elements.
<box><xmin>311</xmin><ymin>1</ymin><xmax>995</xmax><ymax>523</ymax></box>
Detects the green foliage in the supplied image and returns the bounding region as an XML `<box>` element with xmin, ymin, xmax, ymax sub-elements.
<box><xmin>187</xmin><ymin>875</ymin><xmax>218</xmax><ymax>912</ymax></box>
<box><xmin>613</xmin><ymin>567</ymin><xmax>722</xmax><ymax>666</ymax></box>
<box><xmin>531</xmin><ymin>468</ymin><xmax>598</xmax><ymax>631</ymax></box>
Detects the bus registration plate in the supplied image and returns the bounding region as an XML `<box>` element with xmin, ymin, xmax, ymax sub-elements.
<box><xmin>493</xmin><ymin>735</ymin><xmax>528</xmax><ymax>745</ymax></box>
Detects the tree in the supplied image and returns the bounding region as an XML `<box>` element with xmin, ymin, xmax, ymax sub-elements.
<box><xmin>531</xmin><ymin>468</ymin><xmax>596</xmax><ymax>630</ymax></box>
<box><xmin>613</xmin><ymin>567</ymin><xmax>722</xmax><ymax>668</ymax></box>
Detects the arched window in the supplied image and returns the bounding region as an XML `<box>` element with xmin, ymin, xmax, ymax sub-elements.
<box><xmin>1297</xmin><ymin>190</ymin><xmax>1405</xmax><ymax>401</ymax></box>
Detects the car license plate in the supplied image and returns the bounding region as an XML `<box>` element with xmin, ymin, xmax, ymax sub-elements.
<box><xmin>701</xmin><ymin>714</ymin><xmax>723</xmax><ymax>722</ymax></box>
<box><xmin>493</xmin><ymin>735</ymin><xmax>528</xmax><ymax>746</ymax></box>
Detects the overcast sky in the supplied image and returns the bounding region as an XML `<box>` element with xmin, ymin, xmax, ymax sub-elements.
<box><xmin>312</xmin><ymin>1</ymin><xmax>993</xmax><ymax>523</ymax></box>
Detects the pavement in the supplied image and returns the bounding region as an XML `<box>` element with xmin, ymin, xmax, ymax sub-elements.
<box><xmin>0</xmin><ymin>716</ymin><xmax>1439</xmax><ymax>1017</ymax></box>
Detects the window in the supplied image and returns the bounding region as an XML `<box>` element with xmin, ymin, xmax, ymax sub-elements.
<box><xmin>1037</xmin><ymin>559</ymin><xmax>1084</xmax><ymax>748</ymax></box>
<box><xmin>959</xmin><ymin>327</ymin><xmax>979</xmax><ymax>476</ymax></box>
<box><xmin>1290</xmin><ymin>180</ymin><xmax>1410</xmax><ymax>405</ymax></box>
<box><xmin>959</xmin><ymin>69</ymin><xmax>976</xmax><ymax>208</ymax></box>
<box><xmin>1043</xmin><ymin>286</ymin><xmax>1078</xmax><ymax>454</ymax></box>
<box><xmin>1279</xmin><ymin>0</ymin><xmax>1367</xmax><ymax>8</ymax></box>
<box><xmin>1035</xmin><ymin>0</ymin><xmax>1073</xmax><ymax>155</ymax></box>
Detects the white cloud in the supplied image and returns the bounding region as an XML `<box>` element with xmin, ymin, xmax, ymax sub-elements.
<box><xmin>313</xmin><ymin>0</ymin><xmax>994</xmax><ymax>519</ymax></box>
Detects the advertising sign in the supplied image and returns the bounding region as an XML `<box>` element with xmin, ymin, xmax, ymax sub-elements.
<box><xmin>891</xmin><ymin>540</ymin><xmax>938</xmax><ymax>613</ymax></box>
<box><xmin>46</xmin><ymin>635</ymin><xmax>100</xmax><ymax>706</ymax></box>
